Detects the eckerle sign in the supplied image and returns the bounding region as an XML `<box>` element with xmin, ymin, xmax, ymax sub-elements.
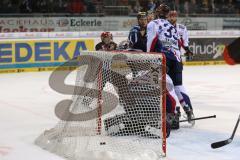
<box><xmin>70</xmin><ymin>18</ymin><xmax>102</xmax><ymax>27</ymax></box>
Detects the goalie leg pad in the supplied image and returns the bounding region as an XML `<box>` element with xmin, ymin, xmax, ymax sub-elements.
<box><xmin>104</xmin><ymin>114</ymin><xmax>135</xmax><ymax>136</ymax></box>
<box><xmin>104</xmin><ymin>114</ymin><xmax>163</xmax><ymax>138</ymax></box>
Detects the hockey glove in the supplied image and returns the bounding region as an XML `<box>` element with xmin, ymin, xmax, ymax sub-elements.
<box><xmin>184</xmin><ymin>46</ymin><xmax>193</xmax><ymax>61</ymax></box>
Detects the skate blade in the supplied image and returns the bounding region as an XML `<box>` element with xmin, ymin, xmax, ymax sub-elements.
<box><xmin>181</xmin><ymin>113</ymin><xmax>195</xmax><ymax>128</ymax></box>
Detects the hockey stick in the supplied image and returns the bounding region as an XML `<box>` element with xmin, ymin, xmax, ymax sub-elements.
<box><xmin>179</xmin><ymin>115</ymin><xmax>216</xmax><ymax>123</ymax></box>
<box><xmin>211</xmin><ymin>114</ymin><xmax>240</xmax><ymax>149</ymax></box>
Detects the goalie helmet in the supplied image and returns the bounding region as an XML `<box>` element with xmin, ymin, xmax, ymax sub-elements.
<box><xmin>101</xmin><ymin>32</ymin><xmax>113</xmax><ymax>40</ymax></box>
<box><xmin>155</xmin><ymin>3</ymin><xmax>170</xmax><ymax>19</ymax></box>
<box><xmin>101</xmin><ymin>32</ymin><xmax>113</xmax><ymax>44</ymax></box>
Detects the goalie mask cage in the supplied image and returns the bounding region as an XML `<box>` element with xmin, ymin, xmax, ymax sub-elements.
<box><xmin>35</xmin><ymin>51</ymin><xmax>167</xmax><ymax>159</ymax></box>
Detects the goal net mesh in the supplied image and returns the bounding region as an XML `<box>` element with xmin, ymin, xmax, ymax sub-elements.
<box><xmin>35</xmin><ymin>51</ymin><xmax>166</xmax><ymax>159</ymax></box>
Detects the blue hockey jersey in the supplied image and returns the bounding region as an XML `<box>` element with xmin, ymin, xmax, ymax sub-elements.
<box><xmin>128</xmin><ymin>25</ymin><xmax>147</xmax><ymax>52</ymax></box>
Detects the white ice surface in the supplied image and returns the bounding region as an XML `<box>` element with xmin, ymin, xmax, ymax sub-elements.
<box><xmin>0</xmin><ymin>65</ymin><xmax>240</xmax><ymax>160</ymax></box>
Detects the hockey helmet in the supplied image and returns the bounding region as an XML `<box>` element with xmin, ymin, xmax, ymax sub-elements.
<box><xmin>137</xmin><ymin>12</ymin><xmax>147</xmax><ymax>20</ymax></box>
<box><xmin>137</xmin><ymin>12</ymin><xmax>148</xmax><ymax>28</ymax></box>
<box><xmin>155</xmin><ymin>3</ymin><xmax>170</xmax><ymax>19</ymax></box>
<box><xmin>101</xmin><ymin>32</ymin><xmax>113</xmax><ymax>41</ymax></box>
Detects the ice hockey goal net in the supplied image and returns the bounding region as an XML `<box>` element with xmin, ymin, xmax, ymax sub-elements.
<box><xmin>35</xmin><ymin>51</ymin><xmax>166</xmax><ymax>160</ymax></box>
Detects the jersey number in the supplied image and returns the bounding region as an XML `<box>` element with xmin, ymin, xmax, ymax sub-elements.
<box><xmin>164</xmin><ymin>26</ymin><xmax>178</xmax><ymax>40</ymax></box>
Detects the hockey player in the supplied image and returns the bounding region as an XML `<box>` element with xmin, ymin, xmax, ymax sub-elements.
<box><xmin>147</xmin><ymin>10</ymin><xmax>155</xmax><ymax>23</ymax></box>
<box><xmin>168</xmin><ymin>10</ymin><xmax>195</xmax><ymax>123</ymax></box>
<box><xmin>168</xmin><ymin>10</ymin><xmax>193</xmax><ymax>61</ymax></box>
<box><xmin>147</xmin><ymin>4</ymin><xmax>194</xmax><ymax>124</ymax></box>
<box><xmin>95</xmin><ymin>32</ymin><xmax>117</xmax><ymax>51</ymax></box>
<box><xmin>128</xmin><ymin>12</ymin><xmax>148</xmax><ymax>52</ymax></box>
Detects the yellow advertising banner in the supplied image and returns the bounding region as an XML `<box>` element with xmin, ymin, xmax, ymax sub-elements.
<box><xmin>0</xmin><ymin>39</ymin><xmax>94</xmax><ymax>71</ymax></box>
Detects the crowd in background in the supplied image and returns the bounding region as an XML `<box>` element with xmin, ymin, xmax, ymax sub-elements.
<box><xmin>0</xmin><ymin>0</ymin><xmax>239</xmax><ymax>16</ymax></box>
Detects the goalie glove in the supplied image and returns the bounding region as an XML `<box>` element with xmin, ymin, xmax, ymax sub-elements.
<box><xmin>184</xmin><ymin>46</ymin><xmax>193</xmax><ymax>61</ymax></box>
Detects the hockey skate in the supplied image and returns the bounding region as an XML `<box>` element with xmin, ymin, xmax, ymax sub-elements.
<box><xmin>183</xmin><ymin>105</ymin><xmax>195</xmax><ymax>126</ymax></box>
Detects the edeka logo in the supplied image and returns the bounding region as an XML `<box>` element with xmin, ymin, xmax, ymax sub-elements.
<box><xmin>0</xmin><ymin>39</ymin><xmax>94</xmax><ymax>64</ymax></box>
<box><xmin>70</xmin><ymin>18</ymin><xmax>102</xmax><ymax>27</ymax></box>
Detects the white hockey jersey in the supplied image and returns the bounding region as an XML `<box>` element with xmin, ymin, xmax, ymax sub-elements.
<box><xmin>147</xmin><ymin>18</ymin><xmax>181</xmax><ymax>61</ymax></box>
<box><xmin>175</xmin><ymin>23</ymin><xmax>189</xmax><ymax>48</ymax></box>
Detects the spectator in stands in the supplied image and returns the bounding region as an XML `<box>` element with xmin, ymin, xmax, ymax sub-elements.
<box><xmin>226</xmin><ymin>0</ymin><xmax>236</xmax><ymax>14</ymax></box>
<box><xmin>173</xmin><ymin>0</ymin><xmax>180</xmax><ymax>12</ymax></box>
<box><xmin>35</xmin><ymin>0</ymin><xmax>48</xmax><ymax>13</ymax></box>
<box><xmin>183</xmin><ymin>0</ymin><xmax>190</xmax><ymax>14</ymax></box>
<box><xmin>198</xmin><ymin>0</ymin><xmax>212</xmax><ymax>14</ymax></box>
<box><xmin>10</xmin><ymin>0</ymin><xmax>20</xmax><ymax>13</ymax></box>
<box><xmin>67</xmin><ymin>0</ymin><xmax>86</xmax><ymax>14</ymax></box>
<box><xmin>95</xmin><ymin>32</ymin><xmax>117</xmax><ymax>51</ymax></box>
<box><xmin>129</xmin><ymin>0</ymin><xmax>141</xmax><ymax>14</ymax></box>
<box><xmin>138</xmin><ymin>0</ymin><xmax>159</xmax><ymax>12</ymax></box>
<box><xmin>0</xmin><ymin>0</ymin><xmax>239</xmax><ymax>15</ymax></box>
<box><xmin>178</xmin><ymin>0</ymin><xmax>185</xmax><ymax>14</ymax></box>
<box><xmin>237</xmin><ymin>0</ymin><xmax>240</xmax><ymax>14</ymax></box>
<box><xmin>118</xmin><ymin>0</ymin><xmax>129</xmax><ymax>6</ymax></box>
<box><xmin>138</xmin><ymin>0</ymin><xmax>148</xmax><ymax>11</ymax></box>
<box><xmin>0</xmin><ymin>0</ymin><xmax>14</xmax><ymax>13</ymax></box>
<box><xmin>20</xmin><ymin>0</ymin><xmax>32</xmax><ymax>13</ymax></box>
<box><xmin>188</xmin><ymin>0</ymin><xmax>197</xmax><ymax>14</ymax></box>
<box><xmin>148</xmin><ymin>0</ymin><xmax>156</xmax><ymax>11</ymax></box>
<box><xmin>52</xmin><ymin>0</ymin><xmax>68</xmax><ymax>13</ymax></box>
<box><xmin>213</xmin><ymin>0</ymin><xmax>222</xmax><ymax>13</ymax></box>
<box><xmin>221</xmin><ymin>0</ymin><xmax>230</xmax><ymax>13</ymax></box>
<box><xmin>85</xmin><ymin>1</ymin><xmax>97</xmax><ymax>13</ymax></box>
<box><xmin>94</xmin><ymin>0</ymin><xmax>104</xmax><ymax>13</ymax></box>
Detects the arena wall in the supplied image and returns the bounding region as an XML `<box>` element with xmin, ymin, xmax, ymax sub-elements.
<box><xmin>0</xmin><ymin>30</ymin><xmax>239</xmax><ymax>73</ymax></box>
